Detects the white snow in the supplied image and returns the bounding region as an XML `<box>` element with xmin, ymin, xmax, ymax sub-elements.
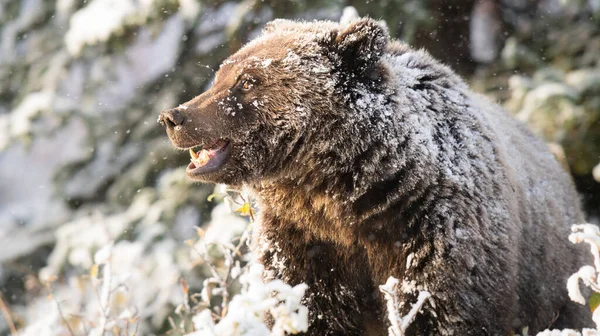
<box><xmin>189</xmin><ymin>263</ymin><xmax>309</xmax><ymax>336</ymax></box>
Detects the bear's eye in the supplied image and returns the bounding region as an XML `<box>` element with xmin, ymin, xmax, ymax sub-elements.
<box><xmin>241</xmin><ymin>80</ymin><xmax>252</xmax><ymax>91</ymax></box>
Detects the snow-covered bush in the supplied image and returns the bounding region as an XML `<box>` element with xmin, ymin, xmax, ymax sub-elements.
<box><xmin>18</xmin><ymin>186</ymin><xmax>190</xmax><ymax>335</ymax></box>
<box><xmin>185</xmin><ymin>263</ymin><xmax>309</xmax><ymax>336</ymax></box>
<box><xmin>65</xmin><ymin>0</ymin><xmax>200</xmax><ymax>56</ymax></box>
<box><xmin>14</xmin><ymin>185</ymin><xmax>309</xmax><ymax>336</ymax></box>
<box><xmin>172</xmin><ymin>189</ymin><xmax>309</xmax><ymax>336</ymax></box>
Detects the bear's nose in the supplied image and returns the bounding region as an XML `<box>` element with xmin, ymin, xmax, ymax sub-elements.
<box><xmin>158</xmin><ymin>108</ymin><xmax>186</xmax><ymax>128</ymax></box>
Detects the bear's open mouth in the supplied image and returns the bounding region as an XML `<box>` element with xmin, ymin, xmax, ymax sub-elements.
<box><xmin>186</xmin><ymin>139</ymin><xmax>231</xmax><ymax>175</ymax></box>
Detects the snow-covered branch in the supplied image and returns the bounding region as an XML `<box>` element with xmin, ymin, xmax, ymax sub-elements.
<box><xmin>380</xmin><ymin>276</ymin><xmax>431</xmax><ymax>336</ymax></box>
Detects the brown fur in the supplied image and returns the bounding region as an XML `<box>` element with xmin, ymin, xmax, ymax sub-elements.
<box><xmin>160</xmin><ymin>18</ymin><xmax>591</xmax><ymax>335</ymax></box>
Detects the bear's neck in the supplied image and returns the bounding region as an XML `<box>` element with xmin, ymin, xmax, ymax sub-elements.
<box><xmin>250</xmin><ymin>109</ymin><xmax>440</xmax><ymax>247</ymax></box>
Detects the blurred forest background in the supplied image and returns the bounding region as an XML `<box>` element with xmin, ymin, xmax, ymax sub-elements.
<box><xmin>0</xmin><ymin>0</ymin><xmax>599</xmax><ymax>334</ymax></box>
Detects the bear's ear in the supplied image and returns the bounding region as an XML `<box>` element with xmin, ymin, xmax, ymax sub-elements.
<box><xmin>333</xmin><ymin>18</ymin><xmax>389</xmax><ymax>73</ymax></box>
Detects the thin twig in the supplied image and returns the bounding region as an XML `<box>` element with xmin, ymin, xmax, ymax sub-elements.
<box><xmin>133</xmin><ymin>319</ymin><xmax>140</xmax><ymax>336</ymax></box>
<box><xmin>380</xmin><ymin>278</ymin><xmax>403</xmax><ymax>336</ymax></box>
<box><xmin>190</xmin><ymin>243</ymin><xmax>221</xmax><ymax>280</ymax></box>
<box><xmin>52</xmin><ymin>297</ymin><xmax>76</xmax><ymax>336</ymax></box>
<box><xmin>97</xmin><ymin>260</ymin><xmax>113</xmax><ymax>334</ymax></box>
<box><xmin>380</xmin><ymin>277</ymin><xmax>431</xmax><ymax>336</ymax></box>
<box><xmin>0</xmin><ymin>293</ymin><xmax>18</xmax><ymax>336</ymax></box>
<box><xmin>401</xmin><ymin>291</ymin><xmax>431</xmax><ymax>331</ymax></box>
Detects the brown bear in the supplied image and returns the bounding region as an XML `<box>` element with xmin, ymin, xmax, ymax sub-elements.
<box><xmin>159</xmin><ymin>18</ymin><xmax>590</xmax><ymax>335</ymax></box>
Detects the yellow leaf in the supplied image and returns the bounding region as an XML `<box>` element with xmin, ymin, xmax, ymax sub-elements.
<box><xmin>590</xmin><ymin>292</ymin><xmax>600</xmax><ymax>312</ymax></box>
<box><xmin>75</xmin><ymin>277</ymin><xmax>85</xmax><ymax>292</ymax></box>
<box><xmin>184</xmin><ymin>239</ymin><xmax>195</xmax><ymax>246</ymax></box>
<box><xmin>195</xmin><ymin>227</ymin><xmax>205</xmax><ymax>238</ymax></box>
<box><xmin>180</xmin><ymin>278</ymin><xmax>189</xmax><ymax>296</ymax></box>
<box><xmin>235</xmin><ymin>202</ymin><xmax>252</xmax><ymax>217</ymax></box>
<box><xmin>207</xmin><ymin>193</ymin><xmax>225</xmax><ymax>202</ymax></box>
<box><xmin>90</xmin><ymin>264</ymin><xmax>99</xmax><ymax>279</ymax></box>
<box><xmin>115</xmin><ymin>292</ymin><xmax>127</xmax><ymax>305</ymax></box>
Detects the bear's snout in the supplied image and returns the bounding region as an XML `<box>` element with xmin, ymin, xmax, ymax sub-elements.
<box><xmin>158</xmin><ymin>106</ymin><xmax>202</xmax><ymax>149</ymax></box>
<box><xmin>158</xmin><ymin>107</ymin><xmax>186</xmax><ymax>129</ymax></box>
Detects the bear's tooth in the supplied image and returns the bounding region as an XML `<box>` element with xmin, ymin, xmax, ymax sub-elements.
<box><xmin>198</xmin><ymin>149</ymin><xmax>210</xmax><ymax>162</ymax></box>
<box><xmin>189</xmin><ymin>148</ymin><xmax>198</xmax><ymax>160</ymax></box>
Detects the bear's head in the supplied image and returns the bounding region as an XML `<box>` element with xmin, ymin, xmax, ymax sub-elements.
<box><xmin>159</xmin><ymin>18</ymin><xmax>389</xmax><ymax>185</ymax></box>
